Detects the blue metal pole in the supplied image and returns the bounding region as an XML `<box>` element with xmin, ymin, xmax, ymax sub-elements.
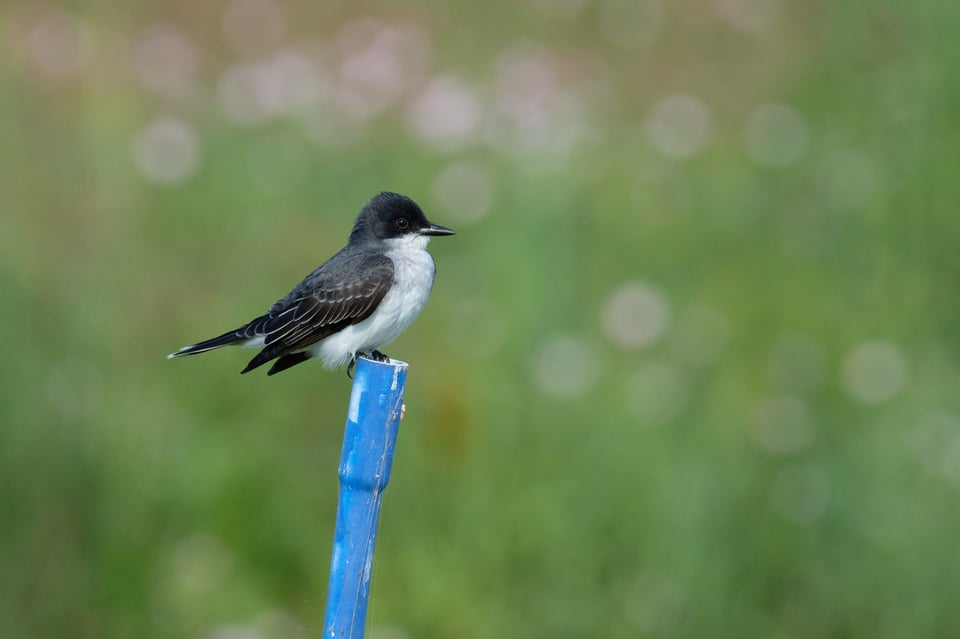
<box><xmin>323</xmin><ymin>356</ymin><xmax>408</xmax><ymax>639</ymax></box>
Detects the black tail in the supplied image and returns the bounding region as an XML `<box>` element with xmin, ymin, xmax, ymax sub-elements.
<box><xmin>167</xmin><ymin>327</ymin><xmax>248</xmax><ymax>359</ymax></box>
<box><xmin>265</xmin><ymin>352</ymin><xmax>311</xmax><ymax>376</ymax></box>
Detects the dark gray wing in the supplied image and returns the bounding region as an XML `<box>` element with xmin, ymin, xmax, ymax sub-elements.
<box><xmin>239</xmin><ymin>251</ymin><xmax>394</xmax><ymax>373</ymax></box>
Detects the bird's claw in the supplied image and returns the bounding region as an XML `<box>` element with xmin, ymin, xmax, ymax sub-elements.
<box><xmin>347</xmin><ymin>350</ymin><xmax>390</xmax><ymax>378</ymax></box>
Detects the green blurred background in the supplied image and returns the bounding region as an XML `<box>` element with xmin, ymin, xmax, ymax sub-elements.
<box><xmin>2</xmin><ymin>1</ymin><xmax>959</xmax><ymax>637</ymax></box>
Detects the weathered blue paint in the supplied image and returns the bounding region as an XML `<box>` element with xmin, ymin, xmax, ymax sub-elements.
<box><xmin>323</xmin><ymin>356</ymin><xmax>408</xmax><ymax>639</ymax></box>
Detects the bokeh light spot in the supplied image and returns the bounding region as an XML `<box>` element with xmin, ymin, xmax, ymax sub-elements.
<box><xmin>133</xmin><ymin>24</ymin><xmax>198</xmax><ymax>101</ymax></box>
<box><xmin>623</xmin><ymin>577</ymin><xmax>685</xmax><ymax>634</ymax></box>
<box><xmin>713</xmin><ymin>0</ymin><xmax>784</xmax><ymax>35</ymax></box>
<box><xmin>430</xmin><ymin>160</ymin><xmax>495</xmax><ymax>224</ymax></box>
<box><xmin>645</xmin><ymin>95</ymin><xmax>711</xmax><ymax>159</ymax></box>
<box><xmin>407</xmin><ymin>76</ymin><xmax>483</xmax><ymax>150</ymax></box>
<box><xmin>601</xmin><ymin>281</ymin><xmax>670</xmax><ymax>350</ymax></box>
<box><xmin>528</xmin><ymin>0</ymin><xmax>591</xmax><ymax>19</ymax></box>
<box><xmin>487</xmin><ymin>46</ymin><xmax>587</xmax><ymax>158</ymax></box>
<box><xmin>132</xmin><ymin>117</ymin><xmax>201</xmax><ymax>185</ymax></box>
<box><xmin>750</xmin><ymin>394</ymin><xmax>817</xmax><ymax>454</ymax></box>
<box><xmin>625</xmin><ymin>361</ymin><xmax>689</xmax><ymax>423</ymax></box>
<box><xmin>599</xmin><ymin>0</ymin><xmax>661</xmax><ymax>49</ymax></box>
<box><xmin>208</xmin><ymin>626</ymin><xmax>264</xmax><ymax>639</ymax></box>
<box><xmin>255</xmin><ymin>610</ymin><xmax>306</xmax><ymax>639</ymax></box>
<box><xmin>909</xmin><ymin>412</ymin><xmax>960</xmax><ymax>485</ymax></box>
<box><xmin>218</xmin><ymin>50</ymin><xmax>327</xmax><ymax>126</ymax></box>
<box><xmin>334</xmin><ymin>20</ymin><xmax>433</xmax><ymax>122</ymax></box>
<box><xmin>367</xmin><ymin>626</ymin><xmax>411</xmax><ymax>639</ymax></box>
<box><xmin>163</xmin><ymin>533</ymin><xmax>234</xmax><ymax>601</ymax></box>
<box><xmin>221</xmin><ymin>0</ymin><xmax>287</xmax><ymax>55</ymax></box>
<box><xmin>531</xmin><ymin>334</ymin><xmax>601</xmax><ymax>398</ymax></box>
<box><xmin>842</xmin><ymin>340</ymin><xmax>907</xmax><ymax>404</ymax></box>
<box><xmin>218</xmin><ymin>64</ymin><xmax>265</xmax><ymax>125</ymax></box>
<box><xmin>817</xmin><ymin>149</ymin><xmax>880</xmax><ymax>210</ymax></box>
<box><xmin>743</xmin><ymin>103</ymin><xmax>810</xmax><ymax>167</ymax></box>
<box><xmin>15</xmin><ymin>7</ymin><xmax>90</xmax><ymax>81</ymax></box>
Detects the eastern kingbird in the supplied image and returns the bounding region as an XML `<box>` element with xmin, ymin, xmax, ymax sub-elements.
<box><xmin>168</xmin><ymin>192</ymin><xmax>455</xmax><ymax>376</ymax></box>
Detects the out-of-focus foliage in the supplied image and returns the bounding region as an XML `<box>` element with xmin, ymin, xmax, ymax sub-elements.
<box><xmin>2</xmin><ymin>1</ymin><xmax>959</xmax><ymax>637</ymax></box>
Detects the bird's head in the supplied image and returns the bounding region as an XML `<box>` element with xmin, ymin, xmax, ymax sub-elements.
<box><xmin>350</xmin><ymin>192</ymin><xmax>455</xmax><ymax>247</ymax></box>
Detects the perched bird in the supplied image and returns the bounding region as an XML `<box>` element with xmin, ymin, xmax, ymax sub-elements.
<box><xmin>168</xmin><ymin>192</ymin><xmax>455</xmax><ymax>376</ymax></box>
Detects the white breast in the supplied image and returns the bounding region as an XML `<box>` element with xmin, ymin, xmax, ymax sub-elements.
<box><xmin>313</xmin><ymin>235</ymin><xmax>437</xmax><ymax>368</ymax></box>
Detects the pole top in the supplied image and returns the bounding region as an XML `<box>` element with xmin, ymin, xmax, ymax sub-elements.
<box><xmin>356</xmin><ymin>355</ymin><xmax>409</xmax><ymax>370</ymax></box>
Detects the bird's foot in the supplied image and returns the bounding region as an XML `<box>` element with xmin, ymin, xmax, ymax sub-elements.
<box><xmin>347</xmin><ymin>350</ymin><xmax>389</xmax><ymax>378</ymax></box>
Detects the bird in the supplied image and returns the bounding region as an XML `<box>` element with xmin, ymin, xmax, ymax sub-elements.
<box><xmin>167</xmin><ymin>192</ymin><xmax>455</xmax><ymax>376</ymax></box>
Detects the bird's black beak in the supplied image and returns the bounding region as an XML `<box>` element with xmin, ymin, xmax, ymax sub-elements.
<box><xmin>422</xmin><ymin>223</ymin><xmax>456</xmax><ymax>236</ymax></box>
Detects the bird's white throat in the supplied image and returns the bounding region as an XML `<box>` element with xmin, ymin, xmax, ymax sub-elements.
<box><xmin>312</xmin><ymin>236</ymin><xmax>436</xmax><ymax>368</ymax></box>
<box><xmin>384</xmin><ymin>233</ymin><xmax>431</xmax><ymax>252</ymax></box>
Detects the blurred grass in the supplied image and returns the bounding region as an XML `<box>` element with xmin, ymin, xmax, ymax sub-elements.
<box><xmin>2</xmin><ymin>1</ymin><xmax>960</xmax><ymax>638</ymax></box>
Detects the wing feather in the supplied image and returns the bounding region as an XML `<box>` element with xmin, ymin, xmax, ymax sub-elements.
<box><xmin>240</xmin><ymin>252</ymin><xmax>394</xmax><ymax>374</ymax></box>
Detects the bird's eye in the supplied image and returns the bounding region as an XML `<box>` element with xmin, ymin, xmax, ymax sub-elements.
<box><xmin>394</xmin><ymin>217</ymin><xmax>409</xmax><ymax>231</ymax></box>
